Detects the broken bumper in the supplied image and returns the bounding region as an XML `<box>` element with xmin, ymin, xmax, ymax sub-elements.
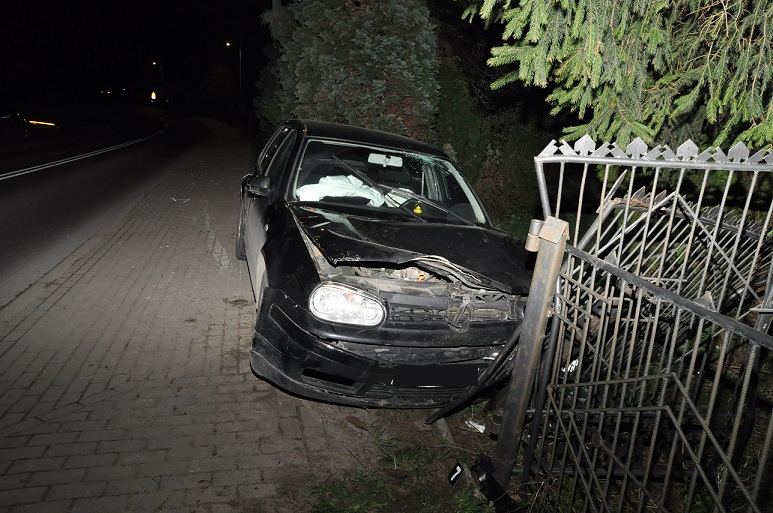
<box><xmin>250</xmin><ymin>287</ymin><xmax>515</xmax><ymax>408</ymax></box>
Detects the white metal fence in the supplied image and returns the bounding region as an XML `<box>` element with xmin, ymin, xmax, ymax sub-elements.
<box><xmin>488</xmin><ymin>136</ymin><xmax>773</xmax><ymax>513</ymax></box>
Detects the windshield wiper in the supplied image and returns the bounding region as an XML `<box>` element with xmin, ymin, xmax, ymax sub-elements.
<box><xmin>330</xmin><ymin>155</ymin><xmax>380</xmax><ymax>191</ymax></box>
<box><xmin>380</xmin><ymin>186</ymin><xmax>476</xmax><ymax>226</ymax></box>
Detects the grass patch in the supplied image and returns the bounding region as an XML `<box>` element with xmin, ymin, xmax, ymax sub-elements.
<box><xmin>313</xmin><ymin>474</ymin><xmax>393</xmax><ymax>513</ymax></box>
<box><xmin>310</xmin><ymin>411</ymin><xmax>495</xmax><ymax>513</ymax></box>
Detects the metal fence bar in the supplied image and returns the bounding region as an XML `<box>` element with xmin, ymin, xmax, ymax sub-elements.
<box><xmin>492</xmin><ymin>217</ymin><xmax>569</xmax><ymax>486</ymax></box>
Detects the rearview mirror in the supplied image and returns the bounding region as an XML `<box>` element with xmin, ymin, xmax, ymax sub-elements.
<box><xmin>368</xmin><ymin>153</ymin><xmax>403</xmax><ymax>168</ymax></box>
<box><xmin>245</xmin><ymin>175</ymin><xmax>271</xmax><ymax>197</ymax></box>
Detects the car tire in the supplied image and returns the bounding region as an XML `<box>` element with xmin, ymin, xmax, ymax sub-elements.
<box><xmin>235</xmin><ymin>197</ymin><xmax>247</xmax><ymax>261</ymax></box>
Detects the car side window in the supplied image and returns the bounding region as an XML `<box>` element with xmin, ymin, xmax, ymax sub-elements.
<box><xmin>264</xmin><ymin>131</ymin><xmax>297</xmax><ymax>184</ymax></box>
<box><xmin>256</xmin><ymin>127</ymin><xmax>292</xmax><ymax>177</ymax></box>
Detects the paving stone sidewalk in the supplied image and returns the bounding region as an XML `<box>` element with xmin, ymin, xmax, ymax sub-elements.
<box><xmin>0</xmin><ymin>119</ymin><xmax>376</xmax><ymax>513</ymax></box>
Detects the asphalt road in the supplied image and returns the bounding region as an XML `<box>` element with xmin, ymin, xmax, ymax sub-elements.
<box><xmin>0</xmin><ymin>108</ymin><xmax>215</xmax><ymax>310</ymax></box>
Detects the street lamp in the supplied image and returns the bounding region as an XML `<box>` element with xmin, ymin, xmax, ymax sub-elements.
<box><xmin>226</xmin><ymin>41</ymin><xmax>243</xmax><ymax>123</ymax></box>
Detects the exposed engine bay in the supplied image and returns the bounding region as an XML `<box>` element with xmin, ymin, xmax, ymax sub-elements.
<box><xmin>306</xmin><ymin>239</ymin><xmax>525</xmax><ymax>330</ymax></box>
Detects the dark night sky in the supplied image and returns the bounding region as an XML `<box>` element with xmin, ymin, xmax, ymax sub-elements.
<box><xmin>1</xmin><ymin>1</ymin><xmax>271</xmax><ymax>114</ymax></box>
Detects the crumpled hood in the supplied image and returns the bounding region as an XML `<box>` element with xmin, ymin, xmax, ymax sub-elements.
<box><xmin>290</xmin><ymin>204</ymin><xmax>533</xmax><ymax>294</ymax></box>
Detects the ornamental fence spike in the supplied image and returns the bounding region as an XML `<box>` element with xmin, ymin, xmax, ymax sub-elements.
<box><xmin>591</xmin><ymin>142</ymin><xmax>612</xmax><ymax>157</ymax></box>
<box><xmin>610</xmin><ymin>143</ymin><xmax>628</xmax><ymax>158</ymax></box>
<box><xmin>559</xmin><ymin>140</ymin><xmax>575</xmax><ymax>156</ymax></box>
<box><xmin>712</xmin><ymin>147</ymin><xmax>728</xmax><ymax>163</ymax></box>
<box><xmin>676</xmin><ymin>139</ymin><xmax>699</xmax><ymax>160</ymax></box>
<box><xmin>696</xmin><ymin>149</ymin><xmax>713</xmax><ymax>162</ymax></box>
<box><xmin>728</xmin><ymin>142</ymin><xmax>750</xmax><ymax>163</ymax></box>
<box><xmin>539</xmin><ymin>140</ymin><xmax>560</xmax><ymax>157</ymax></box>
<box><xmin>626</xmin><ymin>137</ymin><xmax>648</xmax><ymax>159</ymax></box>
<box><xmin>661</xmin><ymin>146</ymin><xmax>677</xmax><ymax>161</ymax></box>
<box><xmin>575</xmin><ymin>134</ymin><xmax>596</xmax><ymax>155</ymax></box>
<box><xmin>748</xmin><ymin>148</ymin><xmax>768</xmax><ymax>164</ymax></box>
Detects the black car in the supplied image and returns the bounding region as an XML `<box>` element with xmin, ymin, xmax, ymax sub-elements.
<box><xmin>237</xmin><ymin>120</ymin><xmax>533</xmax><ymax>407</ymax></box>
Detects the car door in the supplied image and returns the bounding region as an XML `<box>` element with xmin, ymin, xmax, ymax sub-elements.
<box><xmin>244</xmin><ymin>127</ymin><xmax>297</xmax><ymax>304</ymax></box>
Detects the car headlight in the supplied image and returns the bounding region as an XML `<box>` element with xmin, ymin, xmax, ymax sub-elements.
<box><xmin>309</xmin><ymin>283</ymin><xmax>386</xmax><ymax>326</ymax></box>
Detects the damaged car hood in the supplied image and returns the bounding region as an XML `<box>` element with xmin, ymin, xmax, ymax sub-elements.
<box><xmin>290</xmin><ymin>204</ymin><xmax>533</xmax><ymax>294</ymax></box>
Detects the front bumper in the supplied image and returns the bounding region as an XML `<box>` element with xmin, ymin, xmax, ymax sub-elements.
<box><xmin>249</xmin><ymin>287</ymin><xmax>518</xmax><ymax>408</ymax></box>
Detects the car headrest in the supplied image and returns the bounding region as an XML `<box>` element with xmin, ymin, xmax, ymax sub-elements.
<box><xmin>376</xmin><ymin>168</ymin><xmax>412</xmax><ymax>186</ymax></box>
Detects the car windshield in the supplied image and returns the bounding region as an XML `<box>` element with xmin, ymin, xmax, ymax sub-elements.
<box><xmin>291</xmin><ymin>139</ymin><xmax>488</xmax><ymax>225</ymax></box>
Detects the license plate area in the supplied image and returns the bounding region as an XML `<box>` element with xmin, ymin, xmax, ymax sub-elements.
<box><xmin>392</xmin><ymin>364</ymin><xmax>478</xmax><ymax>387</ymax></box>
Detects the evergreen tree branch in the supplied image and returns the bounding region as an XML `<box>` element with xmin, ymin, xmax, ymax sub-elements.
<box><xmin>468</xmin><ymin>0</ymin><xmax>773</xmax><ymax>147</ymax></box>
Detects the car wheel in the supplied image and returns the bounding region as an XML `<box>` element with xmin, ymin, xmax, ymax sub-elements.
<box><xmin>235</xmin><ymin>196</ymin><xmax>247</xmax><ymax>261</ymax></box>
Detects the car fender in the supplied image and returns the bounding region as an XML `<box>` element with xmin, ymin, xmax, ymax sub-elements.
<box><xmin>242</xmin><ymin>177</ymin><xmax>272</xmax><ymax>303</ymax></box>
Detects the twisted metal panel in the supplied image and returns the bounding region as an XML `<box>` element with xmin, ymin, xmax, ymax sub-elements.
<box><xmin>510</xmin><ymin>136</ymin><xmax>773</xmax><ymax>513</ymax></box>
<box><xmin>525</xmin><ymin>246</ymin><xmax>772</xmax><ymax>513</ymax></box>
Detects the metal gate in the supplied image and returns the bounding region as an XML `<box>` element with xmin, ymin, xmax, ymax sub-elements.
<box><xmin>478</xmin><ymin>136</ymin><xmax>773</xmax><ymax>513</ymax></box>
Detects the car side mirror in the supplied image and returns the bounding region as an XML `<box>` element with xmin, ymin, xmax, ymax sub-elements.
<box><xmin>245</xmin><ymin>175</ymin><xmax>271</xmax><ymax>197</ymax></box>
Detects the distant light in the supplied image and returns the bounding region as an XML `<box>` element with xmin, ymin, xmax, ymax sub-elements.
<box><xmin>151</xmin><ymin>91</ymin><xmax>157</xmax><ymax>101</ymax></box>
<box><xmin>29</xmin><ymin>120</ymin><xmax>56</xmax><ymax>127</ymax></box>
<box><xmin>226</xmin><ymin>41</ymin><xmax>231</xmax><ymax>47</ymax></box>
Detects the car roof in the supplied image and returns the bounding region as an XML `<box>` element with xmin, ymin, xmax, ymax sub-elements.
<box><xmin>287</xmin><ymin>119</ymin><xmax>448</xmax><ymax>158</ymax></box>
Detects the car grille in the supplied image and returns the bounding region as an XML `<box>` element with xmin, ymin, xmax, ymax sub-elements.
<box><xmin>365</xmin><ymin>383</ymin><xmax>470</xmax><ymax>402</ymax></box>
<box><xmin>300</xmin><ymin>367</ymin><xmax>472</xmax><ymax>406</ymax></box>
<box><xmin>329</xmin><ymin>339</ymin><xmax>500</xmax><ymax>363</ymax></box>
<box><xmin>383</xmin><ymin>291</ymin><xmax>523</xmax><ymax>325</ymax></box>
<box><xmin>388</xmin><ymin>305</ymin><xmax>447</xmax><ymax>323</ymax></box>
